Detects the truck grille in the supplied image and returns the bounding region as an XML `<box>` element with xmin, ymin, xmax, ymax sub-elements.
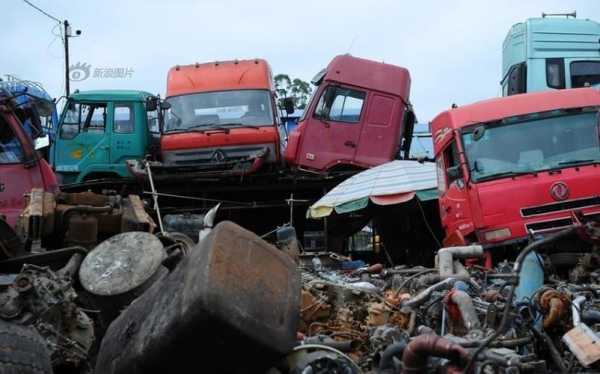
<box><xmin>525</xmin><ymin>218</ymin><xmax>573</xmax><ymax>233</ymax></box>
<box><xmin>163</xmin><ymin>145</ymin><xmax>273</xmax><ymax>166</ymax></box>
<box><xmin>521</xmin><ymin>196</ymin><xmax>600</xmax><ymax>217</ymax></box>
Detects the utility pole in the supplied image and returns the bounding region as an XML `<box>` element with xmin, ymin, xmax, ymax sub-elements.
<box><xmin>63</xmin><ymin>20</ymin><xmax>82</xmax><ymax>97</ymax></box>
<box><xmin>64</xmin><ymin>20</ymin><xmax>70</xmax><ymax>97</ymax></box>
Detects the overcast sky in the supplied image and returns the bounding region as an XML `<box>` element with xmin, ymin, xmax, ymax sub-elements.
<box><xmin>3</xmin><ymin>0</ymin><xmax>599</xmax><ymax>121</ymax></box>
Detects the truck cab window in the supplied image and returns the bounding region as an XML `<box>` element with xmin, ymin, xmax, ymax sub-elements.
<box><xmin>0</xmin><ymin>116</ymin><xmax>23</xmax><ymax>163</ymax></box>
<box><xmin>114</xmin><ymin>104</ymin><xmax>135</xmax><ymax>133</ymax></box>
<box><xmin>571</xmin><ymin>61</ymin><xmax>600</xmax><ymax>88</ymax></box>
<box><xmin>444</xmin><ymin>141</ymin><xmax>461</xmax><ymax>185</ymax></box>
<box><xmin>60</xmin><ymin>103</ymin><xmax>106</xmax><ymax>138</ymax></box>
<box><xmin>147</xmin><ymin>107</ymin><xmax>159</xmax><ymax>133</ymax></box>
<box><xmin>314</xmin><ymin>86</ymin><xmax>365</xmax><ymax>123</ymax></box>
<box><xmin>85</xmin><ymin>105</ymin><xmax>107</xmax><ymax>133</ymax></box>
<box><xmin>507</xmin><ymin>62</ymin><xmax>526</xmax><ymax>96</ymax></box>
<box><xmin>546</xmin><ymin>58</ymin><xmax>565</xmax><ymax>89</ymax></box>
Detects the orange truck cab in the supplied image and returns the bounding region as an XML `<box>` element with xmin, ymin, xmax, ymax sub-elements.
<box><xmin>160</xmin><ymin>59</ymin><xmax>282</xmax><ymax>176</ymax></box>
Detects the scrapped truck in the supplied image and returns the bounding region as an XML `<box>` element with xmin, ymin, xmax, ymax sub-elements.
<box><xmin>126</xmin><ymin>58</ymin><xmax>284</xmax><ymax>180</ymax></box>
<box><xmin>127</xmin><ymin>54</ymin><xmax>416</xmax><ymax>182</ymax></box>
<box><xmin>432</xmin><ymin>87</ymin><xmax>600</xmax><ymax>256</ymax></box>
<box><xmin>0</xmin><ymin>88</ymin><xmax>58</xmax><ymax>228</ymax></box>
<box><xmin>284</xmin><ymin>54</ymin><xmax>415</xmax><ymax>172</ymax></box>
<box><xmin>51</xmin><ymin>90</ymin><xmax>160</xmax><ymax>185</ymax></box>
<box><xmin>502</xmin><ymin>13</ymin><xmax>600</xmax><ymax>96</ymax></box>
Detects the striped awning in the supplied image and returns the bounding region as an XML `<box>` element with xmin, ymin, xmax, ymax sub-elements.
<box><xmin>307</xmin><ymin>160</ymin><xmax>438</xmax><ymax>218</ymax></box>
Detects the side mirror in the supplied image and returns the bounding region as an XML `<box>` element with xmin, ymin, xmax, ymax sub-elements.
<box><xmin>159</xmin><ymin>101</ymin><xmax>171</xmax><ymax>110</ymax></box>
<box><xmin>283</xmin><ymin>97</ymin><xmax>294</xmax><ymax>115</ymax></box>
<box><xmin>447</xmin><ymin>165</ymin><xmax>463</xmax><ymax>180</ymax></box>
<box><xmin>146</xmin><ymin>97</ymin><xmax>158</xmax><ymax>111</ymax></box>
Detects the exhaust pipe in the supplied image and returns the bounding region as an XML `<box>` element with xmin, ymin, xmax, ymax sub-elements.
<box><xmin>402</xmin><ymin>334</ymin><xmax>469</xmax><ymax>374</ymax></box>
<box><xmin>437</xmin><ymin>245</ymin><xmax>483</xmax><ymax>279</ymax></box>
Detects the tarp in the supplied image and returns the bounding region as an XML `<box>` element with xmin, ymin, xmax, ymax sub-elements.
<box><xmin>308</xmin><ymin>160</ymin><xmax>438</xmax><ymax>218</ymax></box>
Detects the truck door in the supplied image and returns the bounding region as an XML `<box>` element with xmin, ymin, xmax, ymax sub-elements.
<box><xmin>109</xmin><ymin>102</ymin><xmax>146</xmax><ymax>167</ymax></box>
<box><xmin>298</xmin><ymin>85</ymin><xmax>366</xmax><ymax>171</ymax></box>
<box><xmin>54</xmin><ymin>102</ymin><xmax>110</xmax><ymax>181</ymax></box>
<box><xmin>0</xmin><ymin>112</ymin><xmax>45</xmax><ymax>227</ymax></box>
<box><xmin>354</xmin><ymin>93</ymin><xmax>402</xmax><ymax>166</ymax></box>
<box><xmin>438</xmin><ymin>140</ymin><xmax>473</xmax><ymax>238</ymax></box>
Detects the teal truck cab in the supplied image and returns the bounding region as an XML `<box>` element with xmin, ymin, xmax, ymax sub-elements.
<box><xmin>52</xmin><ymin>90</ymin><xmax>159</xmax><ymax>184</ymax></box>
<box><xmin>502</xmin><ymin>13</ymin><xmax>600</xmax><ymax>96</ymax></box>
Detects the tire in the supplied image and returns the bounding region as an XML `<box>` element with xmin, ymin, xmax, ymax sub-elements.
<box><xmin>0</xmin><ymin>320</ymin><xmax>52</xmax><ymax>374</ymax></box>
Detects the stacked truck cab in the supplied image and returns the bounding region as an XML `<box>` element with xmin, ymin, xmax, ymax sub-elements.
<box><xmin>160</xmin><ymin>59</ymin><xmax>282</xmax><ymax>175</ymax></box>
<box><xmin>285</xmin><ymin>54</ymin><xmax>415</xmax><ymax>172</ymax></box>
<box><xmin>502</xmin><ymin>15</ymin><xmax>600</xmax><ymax>96</ymax></box>
<box><xmin>0</xmin><ymin>92</ymin><xmax>57</xmax><ymax>227</ymax></box>
<box><xmin>432</xmin><ymin>87</ymin><xmax>600</xmax><ymax>249</ymax></box>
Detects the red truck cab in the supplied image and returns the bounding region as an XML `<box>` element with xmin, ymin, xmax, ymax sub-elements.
<box><xmin>431</xmin><ymin>87</ymin><xmax>600</xmax><ymax>247</ymax></box>
<box><xmin>161</xmin><ymin>59</ymin><xmax>281</xmax><ymax>175</ymax></box>
<box><xmin>0</xmin><ymin>99</ymin><xmax>57</xmax><ymax>227</ymax></box>
<box><xmin>285</xmin><ymin>55</ymin><xmax>415</xmax><ymax>172</ymax></box>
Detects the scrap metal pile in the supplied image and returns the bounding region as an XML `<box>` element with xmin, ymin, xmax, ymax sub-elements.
<box><xmin>297</xmin><ymin>223</ymin><xmax>600</xmax><ymax>373</ymax></box>
<box><xmin>1</xmin><ymin>189</ymin><xmax>600</xmax><ymax>373</ymax></box>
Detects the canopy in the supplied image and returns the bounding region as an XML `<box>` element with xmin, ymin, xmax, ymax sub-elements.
<box><xmin>307</xmin><ymin>160</ymin><xmax>438</xmax><ymax>218</ymax></box>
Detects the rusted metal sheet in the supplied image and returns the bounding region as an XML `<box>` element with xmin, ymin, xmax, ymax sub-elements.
<box><xmin>95</xmin><ymin>221</ymin><xmax>300</xmax><ymax>374</ymax></box>
<box><xmin>562</xmin><ymin>323</ymin><xmax>600</xmax><ymax>368</ymax></box>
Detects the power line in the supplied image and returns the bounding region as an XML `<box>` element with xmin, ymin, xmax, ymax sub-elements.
<box><xmin>21</xmin><ymin>0</ymin><xmax>62</xmax><ymax>23</ymax></box>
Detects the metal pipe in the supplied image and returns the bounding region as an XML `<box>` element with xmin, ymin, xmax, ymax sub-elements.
<box><xmin>57</xmin><ymin>253</ymin><xmax>83</xmax><ymax>280</ymax></box>
<box><xmin>530</xmin><ymin>327</ymin><xmax>567</xmax><ymax>373</ymax></box>
<box><xmin>401</xmin><ymin>334</ymin><xmax>469</xmax><ymax>374</ymax></box>
<box><xmin>401</xmin><ymin>278</ymin><xmax>455</xmax><ymax>309</ymax></box>
<box><xmin>449</xmin><ymin>290</ymin><xmax>481</xmax><ymax>330</ymax></box>
<box><xmin>378</xmin><ymin>341</ymin><xmax>407</xmax><ymax>371</ymax></box>
<box><xmin>572</xmin><ymin>295</ymin><xmax>587</xmax><ymax>327</ymax></box>
<box><xmin>437</xmin><ymin>245</ymin><xmax>483</xmax><ymax>279</ymax></box>
<box><xmin>464</xmin><ymin>227</ymin><xmax>577</xmax><ymax>374</ymax></box>
<box><xmin>544</xmin><ymin>298</ymin><xmax>564</xmax><ymax>330</ymax></box>
<box><xmin>145</xmin><ymin>161</ymin><xmax>165</xmax><ymax>234</ymax></box>
<box><xmin>581</xmin><ymin>309</ymin><xmax>600</xmax><ymax>325</ymax></box>
<box><xmin>302</xmin><ymin>336</ymin><xmax>358</xmax><ymax>353</ymax></box>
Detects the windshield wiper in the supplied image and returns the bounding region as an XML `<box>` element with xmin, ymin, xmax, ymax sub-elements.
<box><xmin>476</xmin><ymin>170</ymin><xmax>536</xmax><ymax>182</ymax></box>
<box><xmin>218</xmin><ymin>122</ymin><xmax>261</xmax><ymax>130</ymax></box>
<box><xmin>165</xmin><ymin>127</ymin><xmax>205</xmax><ymax>134</ymax></box>
<box><xmin>557</xmin><ymin>159</ymin><xmax>596</xmax><ymax>166</ymax></box>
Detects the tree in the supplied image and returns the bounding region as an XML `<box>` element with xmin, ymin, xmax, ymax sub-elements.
<box><xmin>274</xmin><ymin>74</ymin><xmax>312</xmax><ymax>110</ymax></box>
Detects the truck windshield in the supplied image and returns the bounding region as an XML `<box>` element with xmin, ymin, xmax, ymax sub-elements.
<box><xmin>164</xmin><ymin>90</ymin><xmax>273</xmax><ymax>132</ymax></box>
<box><xmin>571</xmin><ymin>61</ymin><xmax>600</xmax><ymax>88</ymax></box>
<box><xmin>462</xmin><ymin>110</ymin><xmax>600</xmax><ymax>182</ymax></box>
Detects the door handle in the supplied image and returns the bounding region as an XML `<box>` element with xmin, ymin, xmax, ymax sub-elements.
<box><xmin>344</xmin><ymin>140</ymin><xmax>356</xmax><ymax>148</ymax></box>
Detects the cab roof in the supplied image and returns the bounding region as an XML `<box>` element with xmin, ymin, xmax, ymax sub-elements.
<box><xmin>431</xmin><ymin>87</ymin><xmax>600</xmax><ymax>151</ymax></box>
<box><xmin>323</xmin><ymin>55</ymin><xmax>411</xmax><ymax>103</ymax></box>
<box><xmin>166</xmin><ymin>59</ymin><xmax>272</xmax><ymax>97</ymax></box>
<box><xmin>70</xmin><ymin>90</ymin><xmax>154</xmax><ymax>102</ymax></box>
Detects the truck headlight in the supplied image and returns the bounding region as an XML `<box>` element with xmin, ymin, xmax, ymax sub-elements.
<box><xmin>483</xmin><ymin>228</ymin><xmax>512</xmax><ymax>242</ymax></box>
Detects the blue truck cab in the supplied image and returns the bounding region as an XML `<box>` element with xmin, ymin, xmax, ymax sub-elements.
<box><xmin>502</xmin><ymin>15</ymin><xmax>600</xmax><ymax>96</ymax></box>
<box><xmin>52</xmin><ymin>90</ymin><xmax>158</xmax><ymax>184</ymax></box>
<box><xmin>0</xmin><ymin>80</ymin><xmax>58</xmax><ymax>148</ymax></box>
